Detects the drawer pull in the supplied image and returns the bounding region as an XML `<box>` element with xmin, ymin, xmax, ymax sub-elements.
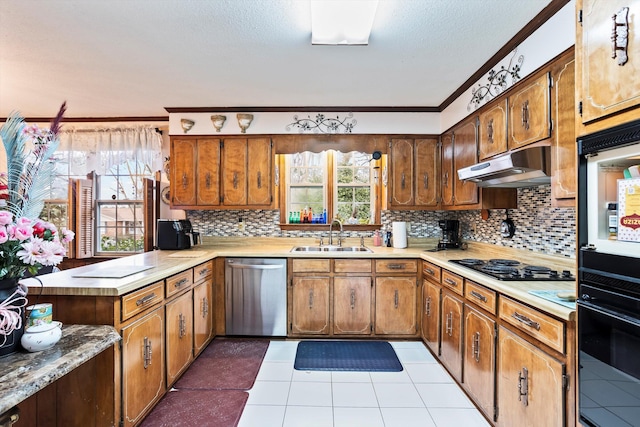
<box><xmin>401</xmin><ymin>172</ymin><xmax>406</xmax><ymax>189</ymax></box>
<box><xmin>470</xmin><ymin>290</ymin><xmax>487</xmax><ymax>302</ymax></box>
<box><xmin>386</xmin><ymin>264</ymin><xmax>406</xmax><ymax>270</ymax></box>
<box><xmin>423</xmin><ymin>173</ymin><xmax>428</xmax><ymax>189</ymax></box>
<box><xmin>512</xmin><ymin>312</ymin><xmax>540</xmax><ymax>330</ymax></box>
<box><xmin>472</xmin><ymin>331</ymin><xmax>481</xmax><ymax>362</ymax></box>
<box><xmin>444</xmin><ymin>278</ymin><xmax>457</xmax><ymax>286</ymax></box>
<box><xmin>136</xmin><ymin>293</ymin><xmax>156</xmax><ymax>306</ymax></box>
<box><xmin>201</xmin><ymin>297</ymin><xmax>209</xmax><ymax>317</ymax></box>
<box><xmin>521</xmin><ymin>100</ymin><xmax>530</xmax><ymax>130</ymax></box>
<box><xmin>518</xmin><ymin>367</ymin><xmax>529</xmax><ymax>406</ymax></box>
<box><xmin>199</xmin><ymin>268</ymin><xmax>210</xmax><ymax>277</ymax></box>
<box><xmin>394</xmin><ymin>290</ymin><xmax>399</xmax><ymax>309</ymax></box>
<box><xmin>350</xmin><ymin>289</ymin><xmax>356</xmax><ymax>309</ymax></box>
<box><xmin>182</xmin><ymin>173</ymin><xmax>187</xmax><ymax>189</ymax></box>
<box><xmin>487</xmin><ymin>118</ymin><xmax>494</xmax><ymax>144</ymax></box>
<box><xmin>175</xmin><ymin>278</ymin><xmax>188</xmax><ymax>287</ymax></box>
<box><xmin>205</xmin><ymin>172</ymin><xmax>211</xmax><ymax>188</ymax></box>
<box><xmin>425</xmin><ymin>268</ymin><xmax>435</xmax><ymax>275</ymax></box>
<box><xmin>445</xmin><ymin>312</ymin><xmax>453</xmax><ymax>336</ymax></box>
<box><xmin>309</xmin><ymin>289</ymin><xmax>314</xmax><ymax>309</ymax></box>
<box><xmin>233</xmin><ymin>172</ymin><xmax>239</xmax><ymax>189</ymax></box>
<box><xmin>425</xmin><ymin>296</ymin><xmax>431</xmax><ymax>316</ymax></box>
<box><xmin>257</xmin><ymin>171</ymin><xmax>262</xmax><ymax>189</ymax></box>
<box><xmin>143</xmin><ymin>336</ymin><xmax>152</xmax><ymax>369</ymax></box>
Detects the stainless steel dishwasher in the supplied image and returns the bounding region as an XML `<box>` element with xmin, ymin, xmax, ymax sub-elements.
<box><xmin>225</xmin><ymin>258</ymin><xmax>287</xmax><ymax>336</ymax></box>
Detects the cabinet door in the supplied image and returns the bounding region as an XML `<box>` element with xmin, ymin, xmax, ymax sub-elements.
<box><xmin>197</xmin><ymin>138</ymin><xmax>221</xmax><ymax>206</ymax></box>
<box><xmin>222</xmin><ymin>138</ymin><xmax>247</xmax><ymax>205</ymax></box>
<box><xmin>551</xmin><ymin>57</ymin><xmax>577</xmax><ymax>205</ymax></box>
<box><xmin>422</xmin><ymin>280</ymin><xmax>441</xmax><ymax>355</ymax></box>
<box><xmin>497</xmin><ymin>326</ymin><xmax>565</xmax><ymax>427</ymax></box>
<box><xmin>166</xmin><ymin>291</ymin><xmax>194</xmax><ymax>385</ymax></box>
<box><xmin>453</xmin><ymin>119</ymin><xmax>479</xmax><ymax>206</ymax></box>
<box><xmin>122</xmin><ymin>308</ymin><xmax>165</xmax><ymax>427</ymax></box>
<box><xmin>333</xmin><ymin>276</ymin><xmax>372</xmax><ymax>335</ymax></box>
<box><xmin>415</xmin><ymin>138</ymin><xmax>439</xmax><ymax>207</ymax></box>
<box><xmin>170</xmin><ymin>139</ymin><xmax>197</xmax><ymax>206</ymax></box>
<box><xmin>247</xmin><ymin>137</ymin><xmax>273</xmax><ymax>206</ymax></box>
<box><xmin>508</xmin><ymin>72</ymin><xmax>551</xmax><ymax>149</ymax></box>
<box><xmin>291</xmin><ymin>276</ymin><xmax>330</xmax><ymax>335</ymax></box>
<box><xmin>578</xmin><ymin>0</ymin><xmax>640</xmax><ymax>124</ymax></box>
<box><xmin>440</xmin><ymin>291</ymin><xmax>463</xmax><ymax>382</ymax></box>
<box><xmin>193</xmin><ymin>280</ymin><xmax>213</xmax><ymax>356</ymax></box>
<box><xmin>478</xmin><ymin>100</ymin><xmax>508</xmax><ymax>160</ymax></box>
<box><xmin>463</xmin><ymin>305</ymin><xmax>496</xmax><ymax>421</ymax></box>
<box><xmin>440</xmin><ymin>132</ymin><xmax>454</xmax><ymax>206</ymax></box>
<box><xmin>389</xmin><ymin>138</ymin><xmax>415</xmax><ymax>207</ymax></box>
<box><xmin>375</xmin><ymin>276</ymin><xmax>417</xmax><ymax>335</ymax></box>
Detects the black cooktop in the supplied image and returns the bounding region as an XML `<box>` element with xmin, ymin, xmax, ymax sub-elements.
<box><xmin>449</xmin><ymin>258</ymin><xmax>575</xmax><ymax>281</ymax></box>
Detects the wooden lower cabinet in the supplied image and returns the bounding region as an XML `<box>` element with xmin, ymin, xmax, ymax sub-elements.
<box><xmin>463</xmin><ymin>304</ymin><xmax>496</xmax><ymax>422</ymax></box>
<box><xmin>333</xmin><ymin>276</ymin><xmax>372</xmax><ymax>335</ymax></box>
<box><xmin>122</xmin><ymin>307</ymin><xmax>165</xmax><ymax>427</ymax></box>
<box><xmin>290</xmin><ymin>276</ymin><xmax>330</xmax><ymax>335</ymax></box>
<box><xmin>374</xmin><ymin>276</ymin><xmax>417</xmax><ymax>335</ymax></box>
<box><xmin>440</xmin><ymin>291</ymin><xmax>463</xmax><ymax>382</ymax></box>
<box><xmin>165</xmin><ymin>291</ymin><xmax>194</xmax><ymax>386</ymax></box>
<box><xmin>193</xmin><ymin>279</ymin><xmax>214</xmax><ymax>355</ymax></box>
<box><xmin>422</xmin><ymin>279</ymin><xmax>441</xmax><ymax>355</ymax></box>
<box><xmin>497</xmin><ymin>326</ymin><xmax>565</xmax><ymax>427</ymax></box>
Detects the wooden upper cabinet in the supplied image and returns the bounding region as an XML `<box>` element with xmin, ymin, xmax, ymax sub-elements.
<box><xmin>508</xmin><ymin>72</ymin><xmax>551</xmax><ymax>149</ymax></box>
<box><xmin>453</xmin><ymin>118</ymin><xmax>479</xmax><ymax>206</ymax></box>
<box><xmin>196</xmin><ymin>138</ymin><xmax>220</xmax><ymax>206</ymax></box>
<box><xmin>389</xmin><ymin>138</ymin><xmax>415</xmax><ymax>207</ymax></box>
<box><xmin>577</xmin><ymin>0</ymin><xmax>640</xmax><ymax>126</ymax></box>
<box><xmin>171</xmin><ymin>139</ymin><xmax>197</xmax><ymax>206</ymax></box>
<box><xmin>222</xmin><ymin>137</ymin><xmax>273</xmax><ymax>207</ymax></box>
<box><xmin>247</xmin><ymin>137</ymin><xmax>273</xmax><ymax>206</ymax></box>
<box><xmin>414</xmin><ymin>138</ymin><xmax>440</xmax><ymax>207</ymax></box>
<box><xmin>478</xmin><ymin>99</ymin><xmax>508</xmax><ymax>160</ymax></box>
<box><xmin>221</xmin><ymin>138</ymin><xmax>248</xmax><ymax>205</ymax></box>
<box><xmin>440</xmin><ymin>131</ymin><xmax>454</xmax><ymax>206</ymax></box>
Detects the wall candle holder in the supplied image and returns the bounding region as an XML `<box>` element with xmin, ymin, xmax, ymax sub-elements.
<box><xmin>237</xmin><ymin>114</ymin><xmax>254</xmax><ymax>133</ymax></box>
<box><xmin>210</xmin><ymin>115</ymin><xmax>227</xmax><ymax>132</ymax></box>
<box><xmin>180</xmin><ymin>118</ymin><xmax>195</xmax><ymax>133</ymax></box>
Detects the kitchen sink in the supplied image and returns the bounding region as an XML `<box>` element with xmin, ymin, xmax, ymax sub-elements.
<box><xmin>291</xmin><ymin>245</ymin><xmax>373</xmax><ymax>253</ymax></box>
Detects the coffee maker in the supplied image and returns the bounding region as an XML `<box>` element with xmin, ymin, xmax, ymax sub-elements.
<box><xmin>438</xmin><ymin>219</ymin><xmax>460</xmax><ymax>249</ymax></box>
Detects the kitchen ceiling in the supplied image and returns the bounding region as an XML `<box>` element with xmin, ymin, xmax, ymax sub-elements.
<box><xmin>0</xmin><ymin>0</ymin><xmax>556</xmax><ymax>119</ymax></box>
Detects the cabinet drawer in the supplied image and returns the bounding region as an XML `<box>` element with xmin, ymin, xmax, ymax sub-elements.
<box><xmin>166</xmin><ymin>269</ymin><xmax>194</xmax><ymax>298</ymax></box>
<box><xmin>376</xmin><ymin>259</ymin><xmax>418</xmax><ymax>274</ymax></box>
<box><xmin>194</xmin><ymin>260</ymin><xmax>214</xmax><ymax>283</ymax></box>
<box><xmin>121</xmin><ymin>281</ymin><xmax>165</xmax><ymax>321</ymax></box>
<box><xmin>292</xmin><ymin>259</ymin><xmax>331</xmax><ymax>273</ymax></box>
<box><xmin>499</xmin><ymin>296</ymin><xmax>564</xmax><ymax>353</ymax></box>
<box><xmin>464</xmin><ymin>280</ymin><xmax>496</xmax><ymax>315</ymax></box>
<box><xmin>422</xmin><ymin>261</ymin><xmax>441</xmax><ymax>283</ymax></box>
<box><xmin>441</xmin><ymin>270</ymin><xmax>464</xmax><ymax>296</ymax></box>
<box><xmin>334</xmin><ymin>259</ymin><xmax>372</xmax><ymax>273</ymax></box>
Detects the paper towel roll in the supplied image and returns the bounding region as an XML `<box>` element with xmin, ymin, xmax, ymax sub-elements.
<box><xmin>392</xmin><ymin>222</ymin><xmax>408</xmax><ymax>248</ymax></box>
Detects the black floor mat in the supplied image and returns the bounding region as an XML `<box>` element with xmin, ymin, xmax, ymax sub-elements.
<box><xmin>294</xmin><ymin>341</ymin><xmax>403</xmax><ymax>372</ymax></box>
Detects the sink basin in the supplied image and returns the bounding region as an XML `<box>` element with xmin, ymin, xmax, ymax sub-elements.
<box><xmin>291</xmin><ymin>245</ymin><xmax>373</xmax><ymax>253</ymax></box>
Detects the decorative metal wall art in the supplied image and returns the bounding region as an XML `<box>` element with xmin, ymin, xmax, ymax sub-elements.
<box><xmin>612</xmin><ymin>7</ymin><xmax>629</xmax><ymax>66</ymax></box>
<box><xmin>286</xmin><ymin>113</ymin><xmax>357</xmax><ymax>133</ymax></box>
<box><xmin>468</xmin><ymin>50</ymin><xmax>524</xmax><ymax>111</ymax></box>
<box><xmin>210</xmin><ymin>115</ymin><xmax>227</xmax><ymax>132</ymax></box>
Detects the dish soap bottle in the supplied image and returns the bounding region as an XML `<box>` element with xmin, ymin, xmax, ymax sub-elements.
<box><xmin>373</xmin><ymin>231</ymin><xmax>382</xmax><ymax>246</ymax></box>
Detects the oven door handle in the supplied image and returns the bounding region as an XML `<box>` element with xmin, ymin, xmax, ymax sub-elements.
<box><xmin>578</xmin><ymin>300</ymin><xmax>640</xmax><ymax>328</ymax></box>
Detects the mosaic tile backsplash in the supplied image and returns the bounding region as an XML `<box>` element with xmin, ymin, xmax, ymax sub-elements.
<box><xmin>186</xmin><ymin>185</ymin><xmax>576</xmax><ymax>258</ymax></box>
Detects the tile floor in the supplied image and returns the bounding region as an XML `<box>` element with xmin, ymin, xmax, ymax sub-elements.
<box><xmin>238</xmin><ymin>340</ymin><xmax>491</xmax><ymax>427</ymax></box>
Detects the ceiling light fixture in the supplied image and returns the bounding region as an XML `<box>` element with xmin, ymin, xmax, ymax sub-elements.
<box><xmin>311</xmin><ymin>0</ymin><xmax>379</xmax><ymax>45</ymax></box>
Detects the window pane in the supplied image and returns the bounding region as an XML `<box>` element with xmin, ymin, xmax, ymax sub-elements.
<box><xmin>98</xmin><ymin>176</ymin><xmax>119</xmax><ymax>200</ymax></box>
<box><xmin>354</xmin><ymin>167</ymin><xmax>370</xmax><ymax>183</ymax></box>
<box><xmin>337</xmin><ymin>168</ymin><xmax>353</xmax><ymax>184</ymax></box>
<box><xmin>337</xmin><ymin>187</ymin><xmax>353</xmax><ymax>202</ymax></box>
<box><xmin>354</xmin><ymin>187</ymin><xmax>370</xmax><ymax>202</ymax></box>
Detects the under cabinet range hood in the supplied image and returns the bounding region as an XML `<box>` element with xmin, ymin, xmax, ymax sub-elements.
<box><xmin>457</xmin><ymin>146</ymin><xmax>551</xmax><ymax>188</ymax></box>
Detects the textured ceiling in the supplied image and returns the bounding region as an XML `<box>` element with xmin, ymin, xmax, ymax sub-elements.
<box><xmin>0</xmin><ymin>0</ymin><xmax>553</xmax><ymax>118</ymax></box>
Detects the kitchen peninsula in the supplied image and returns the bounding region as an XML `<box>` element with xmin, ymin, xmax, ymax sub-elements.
<box><xmin>17</xmin><ymin>238</ymin><xmax>576</xmax><ymax>426</ymax></box>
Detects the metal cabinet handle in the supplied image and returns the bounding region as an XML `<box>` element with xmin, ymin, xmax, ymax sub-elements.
<box><xmin>257</xmin><ymin>171</ymin><xmax>262</xmax><ymax>189</ymax></box>
<box><xmin>443</xmin><ymin>172</ymin><xmax>448</xmax><ymax>187</ymax></box>
<box><xmin>350</xmin><ymin>289</ymin><xmax>356</xmax><ymax>309</ymax></box>
<box><xmin>470</xmin><ymin>290</ymin><xmax>487</xmax><ymax>302</ymax></box>
<box><xmin>387</xmin><ymin>264</ymin><xmax>406</xmax><ymax>270</ymax></box>
<box><xmin>472</xmin><ymin>331</ymin><xmax>481</xmax><ymax>362</ymax></box>
<box><xmin>512</xmin><ymin>312</ymin><xmax>540</xmax><ymax>330</ymax></box>
<box><xmin>182</xmin><ymin>173</ymin><xmax>188</xmax><ymax>189</ymax></box>
<box><xmin>175</xmin><ymin>278</ymin><xmax>188</xmax><ymax>288</ymax></box>
<box><xmin>401</xmin><ymin>172</ymin><xmax>406</xmax><ymax>189</ymax></box>
<box><xmin>446</xmin><ymin>312</ymin><xmax>453</xmax><ymax>336</ymax></box>
<box><xmin>518</xmin><ymin>367</ymin><xmax>529</xmax><ymax>406</ymax></box>
<box><xmin>444</xmin><ymin>278</ymin><xmax>457</xmax><ymax>286</ymax></box>
<box><xmin>233</xmin><ymin>171</ymin><xmax>239</xmax><ymax>189</ymax></box>
<box><xmin>425</xmin><ymin>296</ymin><xmax>431</xmax><ymax>316</ymax></box>
<box><xmin>143</xmin><ymin>336</ymin><xmax>152</xmax><ymax>369</ymax></box>
<box><xmin>136</xmin><ymin>293</ymin><xmax>156</xmax><ymax>306</ymax></box>
<box><xmin>425</xmin><ymin>268</ymin><xmax>435</xmax><ymax>275</ymax></box>
<box><xmin>487</xmin><ymin>118</ymin><xmax>494</xmax><ymax>144</ymax></box>
<box><xmin>309</xmin><ymin>289</ymin><xmax>314</xmax><ymax>309</ymax></box>
<box><xmin>423</xmin><ymin>173</ymin><xmax>428</xmax><ymax>189</ymax></box>
<box><xmin>178</xmin><ymin>313</ymin><xmax>186</xmax><ymax>338</ymax></box>
<box><xmin>201</xmin><ymin>297</ymin><xmax>209</xmax><ymax>317</ymax></box>
<box><xmin>521</xmin><ymin>100</ymin><xmax>530</xmax><ymax>130</ymax></box>
<box><xmin>199</xmin><ymin>268</ymin><xmax>210</xmax><ymax>277</ymax></box>
<box><xmin>394</xmin><ymin>290</ymin><xmax>399</xmax><ymax>309</ymax></box>
<box><xmin>611</xmin><ymin>7</ymin><xmax>630</xmax><ymax>66</ymax></box>
<box><xmin>205</xmin><ymin>172</ymin><xmax>211</xmax><ymax>188</ymax></box>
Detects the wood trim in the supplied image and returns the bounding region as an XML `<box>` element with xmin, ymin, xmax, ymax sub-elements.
<box><xmin>164</xmin><ymin>106</ymin><xmax>440</xmax><ymax>113</ymax></box>
<box><xmin>2</xmin><ymin>116</ymin><xmax>170</xmax><ymax>122</ymax></box>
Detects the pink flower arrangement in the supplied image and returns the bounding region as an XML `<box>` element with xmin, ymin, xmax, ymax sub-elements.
<box><xmin>0</xmin><ymin>210</ymin><xmax>74</xmax><ymax>280</ymax></box>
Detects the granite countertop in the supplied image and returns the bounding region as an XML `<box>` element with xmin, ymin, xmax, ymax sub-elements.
<box><xmin>0</xmin><ymin>324</ymin><xmax>121</xmax><ymax>414</ymax></box>
<box><xmin>19</xmin><ymin>237</ymin><xmax>577</xmax><ymax>320</ymax></box>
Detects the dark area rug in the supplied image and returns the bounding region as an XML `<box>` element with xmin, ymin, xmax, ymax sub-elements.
<box><xmin>175</xmin><ymin>338</ymin><xmax>269</xmax><ymax>390</ymax></box>
<box><xmin>139</xmin><ymin>389</ymin><xmax>248</xmax><ymax>427</ymax></box>
<box><xmin>294</xmin><ymin>340</ymin><xmax>403</xmax><ymax>372</ymax></box>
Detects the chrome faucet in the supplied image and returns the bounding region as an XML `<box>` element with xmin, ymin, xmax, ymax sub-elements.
<box><xmin>328</xmin><ymin>218</ymin><xmax>343</xmax><ymax>246</ymax></box>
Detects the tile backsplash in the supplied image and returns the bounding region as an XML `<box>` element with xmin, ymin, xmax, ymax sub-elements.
<box><xmin>186</xmin><ymin>185</ymin><xmax>576</xmax><ymax>258</ymax></box>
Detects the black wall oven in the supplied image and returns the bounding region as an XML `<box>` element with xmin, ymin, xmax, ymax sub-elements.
<box><xmin>577</xmin><ymin>120</ymin><xmax>640</xmax><ymax>427</ymax></box>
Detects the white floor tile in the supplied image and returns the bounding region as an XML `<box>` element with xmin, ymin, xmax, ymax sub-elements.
<box><xmin>292</xmin><ymin>369</ymin><xmax>332</xmax><ymax>382</ymax></box>
<box><xmin>428</xmin><ymin>408</ymin><xmax>491</xmax><ymax>427</ymax></box>
<box><xmin>287</xmin><ymin>381</ymin><xmax>333</xmax><ymax>406</ymax></box>
<box><xmin>390</xmin><ymin>341</ymin><xmax>428</xmax><ymax>349</ymax></box>
<box><xmin>380</xmin><ymin>407</ymin><xmax>436</xmax><ymax>427</ymax></box>
<box><xmin>394</xmin><ymin>347</ymin><xmax>437</xmax><ymax>363</ymax></box>
<box><xmin>331</xmin><ymin>371</ymin><xmax>372</xmax><ymax>383</ymax></box>
<box><xmin>238</xmin><ymin>405</ymin><xmax>286</xmax><ymax>427</ymax></box>
<box><xmin>263</xmin><ymin>341</ymin><xmax>298</xmax><ymax>362</ymax></box>
<box><xmin>404</xmin><ymin>363</ymin><xmax>454</xmax><ymax>384</ymax></box>
<box><xmin>415</xmin><ymin>383</ymin><xmax>475</xmax><ymax>408</ymax></box>
<box><xmin>283</xmin><ymin>406</ymin><xmax>334</xmax><ymax>427</ymax></box>
<box><xmin>374</xmin><ymin>383</ymin><xmax>425</xmax><ymax>408</ymax></box>
<box><xmin>333</xmin><ymin>407</ymin><xmax>384</xmax><ymax>427</ymax></box>
<box><xmin>370</xmin><ymin>369</ymin><xmax>412</xmax><ymax>383</ymax></box>
<box><xmin>256</xmin><ymin>362</ymin><xmax>294</xmax><ymax>381</ymax></box>
<box><xmin>247</xmin><ymin>381</ymin><xmax>291</xmax><ymax>406</ymax></box>
<box><xmin>332</xmin><ymin>382</ymin><xmax>379</xmax><ymax>407</ymax></box>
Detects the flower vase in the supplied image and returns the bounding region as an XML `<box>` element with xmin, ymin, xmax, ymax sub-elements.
<box><xmin>0</xmin><ymin>278</ymin><xmax>28</xmax><ymax>357</ymax></box>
